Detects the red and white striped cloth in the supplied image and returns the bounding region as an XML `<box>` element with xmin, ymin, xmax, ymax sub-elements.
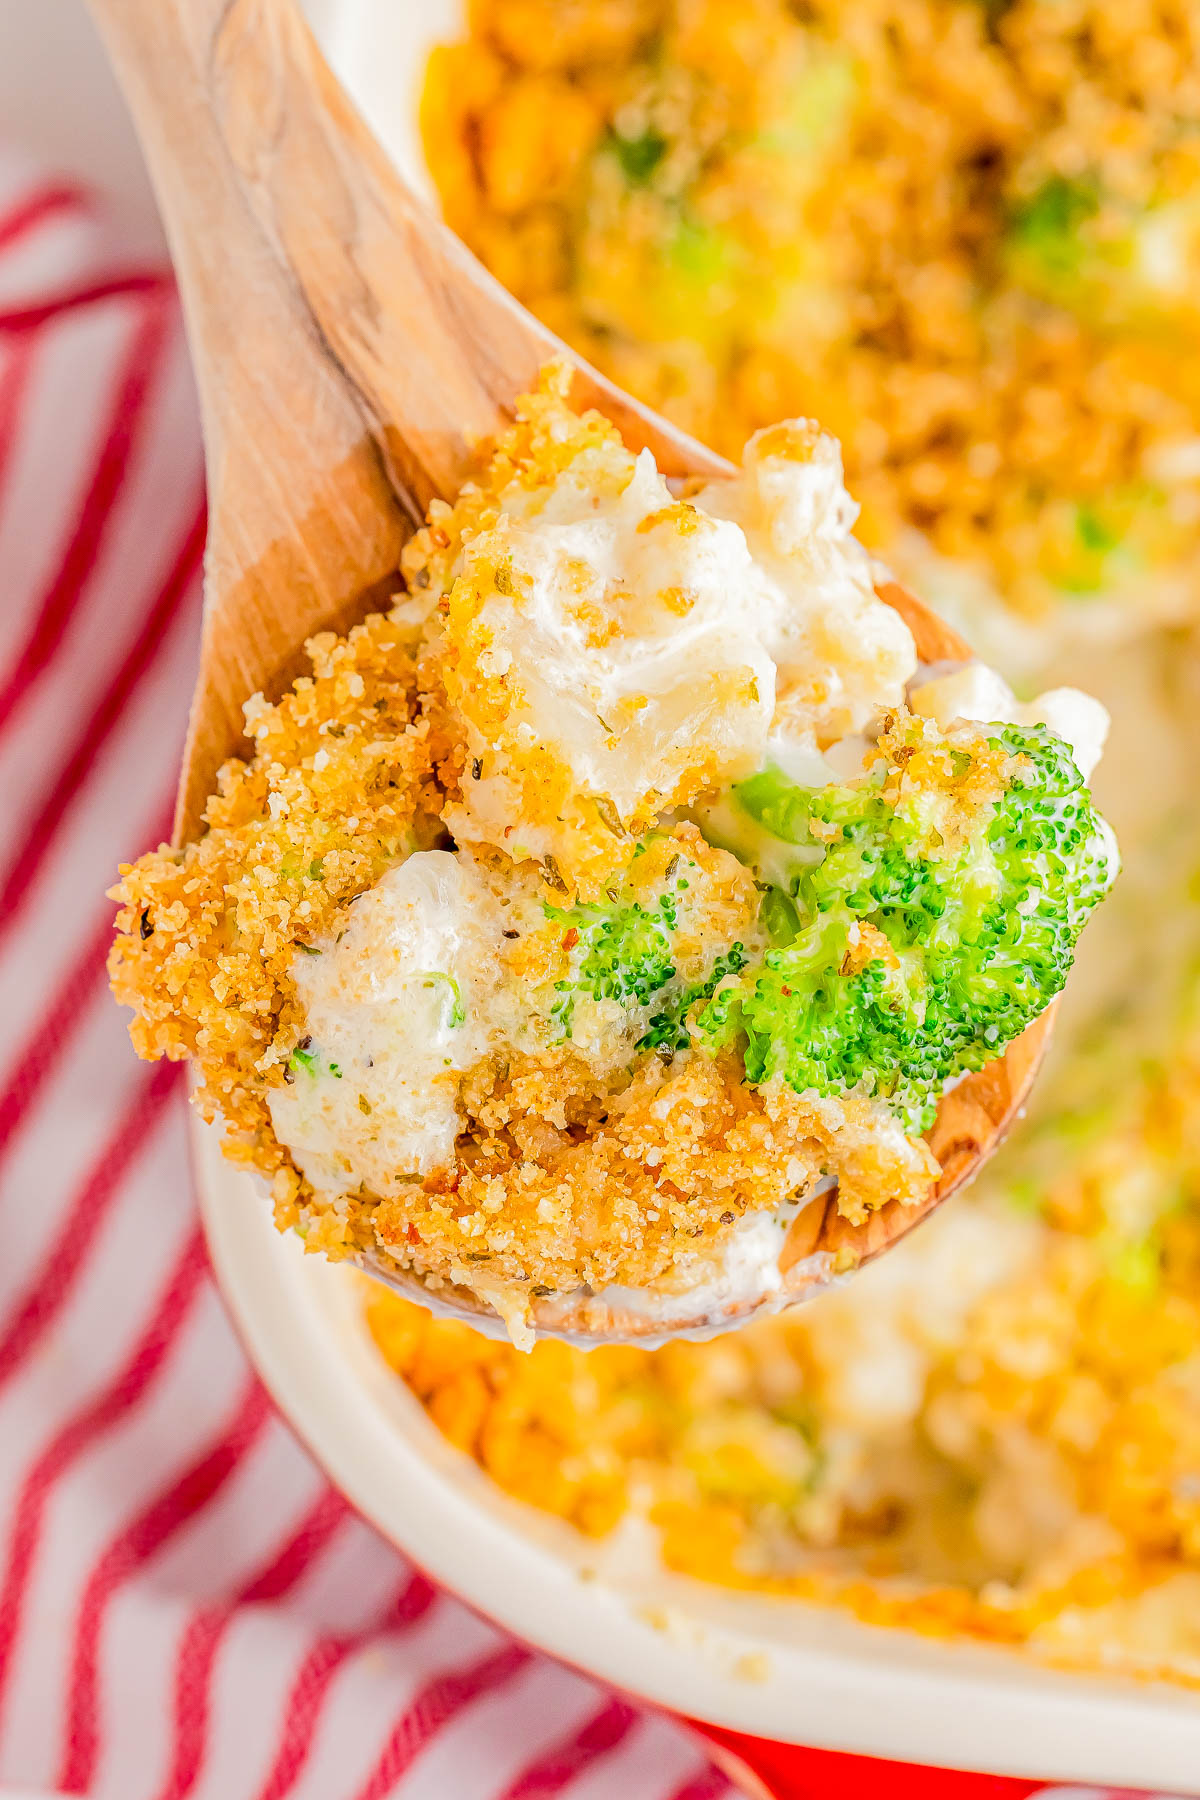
<box><xmin>0</xmin><ymin>152</ymin><xmax>739</xmax><ymax>1800</ymax></box>
<box><xmin>0</xmin><ymin>150</ymin><xmax>1183</xmax><ymax>1800</ymax></box>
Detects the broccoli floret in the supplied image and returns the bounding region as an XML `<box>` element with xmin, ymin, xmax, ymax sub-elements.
<box><xmin>546</xmin><ymin>845</ymin><xmax>750</xmax><ymax>1049</ymax></box>
<box><xmin>607</xmin><ymin>125</ymin><xmax>669</xmax><ymax>186</ymax></box>
<box><xmin>641</xmin><ymin>943</ymin><xmax>751</xmax><ymax>1053</ymax></box>
<box><xmin>696</xmin><ymin>719</ymin><xmax>1115</xmax><ymax>1128</ymax></box>
<box><xmin>1005</xmin><ymin>171</ymin><xmax>1200</xmax><ymax>332</ymax></box>
<box><xmin>1007</xmin><ymin>174</ymin><xmax>1102</xmax><ymax>295</ymax></box>
<box><xmin>1037</xmin><ymin>484</ymin><xmax>1171</xmax><ymax>599</ymax></box>
<box><xmin>549</xmin><ymin>890</ymin><xmax>681</xmax><ymax>1037</ymax></box>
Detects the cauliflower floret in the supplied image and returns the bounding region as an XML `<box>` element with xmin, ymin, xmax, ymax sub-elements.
<box><xmin>1022</xmin><ymin>688</ymin><xmax>1111</xmax><ymax>781</ymax></box>
<box><xmin>696</xmin><ymin>420</ymin><xmax>919</xmax><ymax>745</ymax></box>
<box><xmin>267</xmin><ymin>852</ymin><xmax>507</xmax><ymax>1194</ymax></box>
<box><xmin>433</xmin><ymin>399</ymin><xmax>919</xmax><ymax>899</ymax></box>
<box><xmin>439</xmin><ymin>442</ymin><xmax>777</xmax><ymax>894</ymax></box>
<box><xmin>911</xmin><ymin>659</ymin><xmax>1110</xmax><ymax>777</ymax></box>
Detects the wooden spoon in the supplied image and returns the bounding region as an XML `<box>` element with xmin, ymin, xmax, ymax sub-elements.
<box><xmin>91</xmin><ymin>0</ymin><xmax>1050</xmax><ymax>1345</ymax></box>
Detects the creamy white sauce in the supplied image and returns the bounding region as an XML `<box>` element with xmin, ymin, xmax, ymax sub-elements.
<box><xmin>444</xmin><ymin>421</ymin><xmax>917</xmax><ymax>865</ymax></box>
<box><xmin>596</xmin><ymin>1198</ymin><xmax>803</xmax><ymax>1324</ymax></box>
<box><xmin>268</xmin><ymin>852</ymin><xmax>508</xmax><ymax>1194</ymax></box>
<box><xmin>269</xmin><ymin>839</ymin><xmax>755</xmax><ymax>1216</ymax></box>
<box><xmin>909</xmin><ymin>658</ymin><xmax>1110</xmax><ymax>777</ymax></box>
<box><xmin>695</xmin><ymin>423</ymin><xmax>917</xmax><ymax>745</ymax></box>
<box><xmin>449</xmin><ymin>449</ymin><xmax>777</xmax><ymax>856</ymax></box>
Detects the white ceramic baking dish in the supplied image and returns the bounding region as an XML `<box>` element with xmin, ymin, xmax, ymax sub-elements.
<box><xmin>197</xmin><ymin>1124</ymin><xmax>1200</xmax><ymax>1795</ymax></box>
<box><xmin>195</xmin><ymin>4</ymin><xmax>1200</xmax><ymax>1792</ymax></box>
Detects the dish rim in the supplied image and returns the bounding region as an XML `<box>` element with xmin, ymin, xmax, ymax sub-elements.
<box><xmin>194</xmin><ymin>1111</ymin><xmax>1200</xmax><ymax>1791</ymax></box>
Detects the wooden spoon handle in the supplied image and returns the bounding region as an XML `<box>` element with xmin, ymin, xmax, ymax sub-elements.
<box><xmin>86</xmin><ymin>0</ymin><xmax>727</xmax><ymax>836</ymax></box>
<box><xmin>86</xmin><ymin>0</ymin><xmax>415</xmax><ymax>838</ymax></box>
<box><xmin>87</xmin><ymin>0</ymin><xmax>724</xmax><ymax>511</ymax></box>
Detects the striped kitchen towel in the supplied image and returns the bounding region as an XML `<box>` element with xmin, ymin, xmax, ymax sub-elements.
<box><xmin>0</xmin><ymin>151</ymin><xmax>735</xmax><ymax>1800</ymax></box>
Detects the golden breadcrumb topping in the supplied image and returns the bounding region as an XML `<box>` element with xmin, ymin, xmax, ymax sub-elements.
<box><xmin>425</xmin><ymin>0</ymin><xmax>1200</xmax><ymax>626</ymax></box>
<box><xmin>410</xmin><ymin>368</ymin><xmax>914</xmax><ymax>901</ymax></box>
<box><xmin>109</xmin><ymin>613</ymin><xmax>446</xmax><ymax>1188</ymax></box>
<box><xmin>111</xmin><ymin>378</ymin><xmax>941</xmax><ymax>1328</ymax></box>
<box><xmin>358</xmin><ymin>1049</ymin><xmax>935</xmax><ymax>1300</ymax></box>
<box><xmin>875</xmin><ymin>707</ymin><xmax>1015</xmax><ymax>858</ymax></box>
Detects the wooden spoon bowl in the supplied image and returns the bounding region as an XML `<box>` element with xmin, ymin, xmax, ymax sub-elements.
<box><xmin>91</xmin><ymin>0</ymin><xmax>1051</xmax><ymax>1346</ymax></box>
<box><xmin>355</xmin><ymin>585</ymin><xmax>1051</xmax><ymax>1346</ymax></box>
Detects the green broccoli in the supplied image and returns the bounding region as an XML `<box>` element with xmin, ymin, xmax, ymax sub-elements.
<box><xmin>287</xmin><ymin>1039</ymin><xmax>343</xmax><ymax>1081</ymax></box>
<box><xmin>695</xmin><ymin>719</ymin><xmax>1115</xmax><ymax>1128</ymax></box>
<box><xmin>1005</xmin><ymin>171</ymin><xmax>1200</xmax><ymax>332</ymax></box>
<box><xmin>548</xmin><ymin>890</ymin><xmax>680</xmax><ymax>1037</ymax></box>
<box><xmin>1038</xmin><ymin>484</ymin><xmax>1170</xmax><ymax>599</ymax></box>
<box><xmin>607</xmin><ymin>124</ymin><xmax>669</xmax><ymax>186</ymax></box>
<box><xmin>547</xmin><ymin>847</ymin><xmax>749</xmax><ymax>1048</ymax></box>
<box><xmin>420</xmin><ymin>971</ymin><xmax>466</xmax><ymax>1028</ymax></box>
<box><xmin>1007</xmin><ymin>173</ymin><xmax>1103</xmax><ymax>299</ymax></box>
<box><xmin>641</xmin><ymin>944</ymin><xmax>751</xmax><ymax>1054</ymax></box>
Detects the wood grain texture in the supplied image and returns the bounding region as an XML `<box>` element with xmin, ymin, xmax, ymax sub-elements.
<box><xmin>86</xmin><ymin>0</ymin><xmax>728</xmax><ymax>838</ymax></box>
<box><xmin>89</xmin><ymin>0</ymin><xmax>1052</xmax><ymax>1342</ymax></box>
